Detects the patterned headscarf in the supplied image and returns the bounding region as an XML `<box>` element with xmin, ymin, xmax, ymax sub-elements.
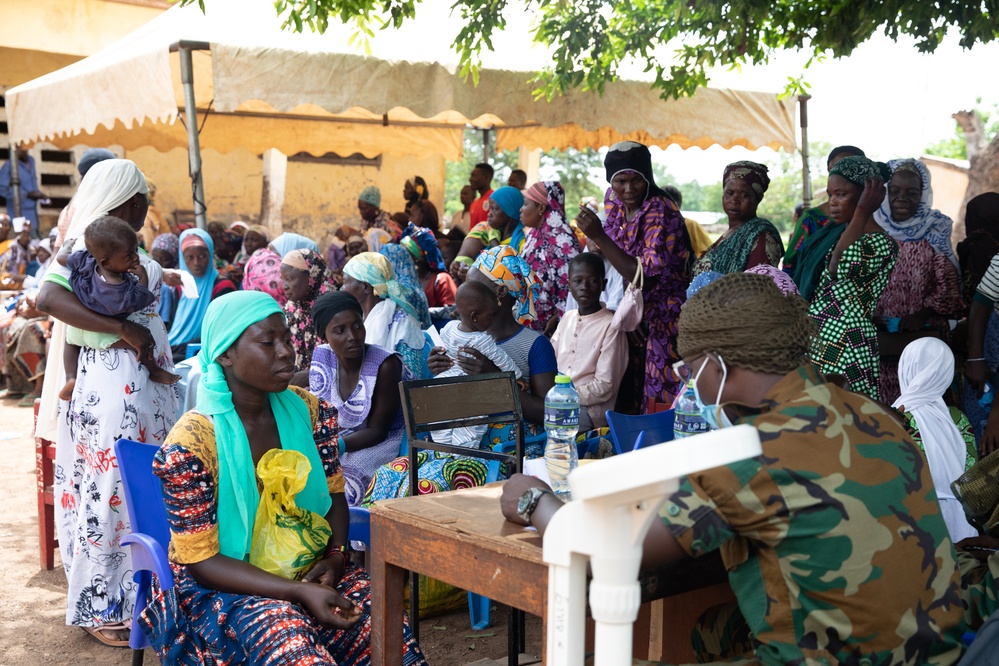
<box><xmin>723</xmin><ymin>161</ymin><xmax>770</xmax><ymax>202</ymax></box>
<box><xmin>603</xmin><ymin>141</ymin><xmax>668</xmax><ymax>201</ymax></box>
<box><xmin>242</xmin><ymin>248</ymin><xmax>286</xmax><ymax>306</ymax></box>
<box><xmin>471</xmin><ymin>245</ymin><xmax>541</xmax><ymax>324</ymax></box>
<box><xmin>401</xmin><ymin>223</ymin><xmax>447</xmax><ymax>272</ymax></box>
<box><xmin>873</xmin><ymin>158</ymin><xmax>957</xmax><ymax>268</ymax></box>
<box><xmin>359</xmin><ymin>186</ymin><xmax>381</xmax><ymax>207</ymax></box>
<box><xmin>379</xmin><ymin>243</ymin><xmax>432</xmax><ymax>328</ymax></box>
<box><xmin>151</xmin><ymin>233</ymin><xmax>179</xmax><ymax>263</ymax></box>
<box><xmin>745</xmin><ymin>264</ymin><xmax>800</xmax><ymax>296</ymax></box>
<box><xmin>343</xmin><ymin>251</ymin><xmax>418</xmax><ymax>319</ymax></box>
<box><xmin>520</xmin><ymin>181</ymin><xmax>582</xmax><ymax>331</ymax></box>
<box><xmin>281</xmin><ymin>249</ymin><xmax>334</xmax><ymax>371</ymax></box>
<box><xmin>829</xmin><ymin>156</ymin><xmax>891</xmax><ymax>188</ymax></box>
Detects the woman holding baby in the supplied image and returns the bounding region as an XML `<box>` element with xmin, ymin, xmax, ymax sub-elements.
<box><xmin>35</xmin><ymin>159</ymin><xmax>179</xmax><ymax>646</ymax></box>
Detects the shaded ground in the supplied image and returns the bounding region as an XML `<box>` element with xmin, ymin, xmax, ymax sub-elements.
<box><xmin>0</xmin><ymin>400</ymin><xmax>541</xmax><ymax>665</ymax></box>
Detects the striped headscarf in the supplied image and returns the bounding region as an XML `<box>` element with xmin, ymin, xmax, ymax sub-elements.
<box><xmin>471</xmin><ymin>245</ymin><xmax>540</xmax><ymax>324</ymax></box>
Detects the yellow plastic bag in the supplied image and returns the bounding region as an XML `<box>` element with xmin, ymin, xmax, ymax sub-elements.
<box><xmin>249</xmin><ymin>449</ymin><xmax>332</xmax><ymax>581</ymax></box>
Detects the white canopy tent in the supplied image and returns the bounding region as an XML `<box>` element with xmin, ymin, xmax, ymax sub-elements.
<box><xmin>6</xmin><ymin>0</ymin><xmax>800</xmax><ymax>227</ymax></box>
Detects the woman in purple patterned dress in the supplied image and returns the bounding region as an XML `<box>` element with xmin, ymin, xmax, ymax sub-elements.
<box><xmin>574</xmin><ymin>141</ymin><xmax>693</xmax><ymax>411</ymax></box>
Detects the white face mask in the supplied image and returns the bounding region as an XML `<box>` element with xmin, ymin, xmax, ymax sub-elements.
<box><xmin>691</xmin><ymin>354</ymin><xmax>733</xmax><ymax>429</ymax></box>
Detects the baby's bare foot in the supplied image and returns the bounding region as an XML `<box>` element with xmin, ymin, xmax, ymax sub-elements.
<box><xmin>59</xmin><ymin>378</ymin><xmax>76</xmax><ymax>401</ymax></box>
<box><xmin>147</xmin><ymin>366</ymin><xmax>182</xmax><ymax>385</ymax></box>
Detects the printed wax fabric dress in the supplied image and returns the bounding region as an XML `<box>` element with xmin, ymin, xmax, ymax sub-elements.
<box><xmin>808</xmin><ymin>233</ymin><xmax>898</xmax><ymax>400</ymax></box>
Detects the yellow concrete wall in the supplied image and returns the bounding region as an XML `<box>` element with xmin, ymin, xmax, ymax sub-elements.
<box><xmin>127</xmin><ymin>146</ymin><xmax>445</xmax><ymax>249</ymax></box>
<box><xmin>1</xmin><ymin>0</ymin><xmax>164</xmax><ymax>58</ymax></box>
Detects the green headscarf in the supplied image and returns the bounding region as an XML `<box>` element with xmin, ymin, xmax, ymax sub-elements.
<box><xmin>828</xmin><ymin>155</ymin><xmax>891</xmax><ymax>187</ymax></box>
<box><xmin>196</xmin><ymin>291</ymin><xmax>332</xmax><ymax>560</ymax></box>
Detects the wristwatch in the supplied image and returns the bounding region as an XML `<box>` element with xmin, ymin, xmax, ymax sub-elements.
<box><xmin>517</xmin><ymin>487</ymin><xmax>553</xmax><ymax>524</ymax></box>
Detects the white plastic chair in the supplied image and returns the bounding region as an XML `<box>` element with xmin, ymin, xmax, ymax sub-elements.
<box><xmin>543</xmin><ymin>424</ymin><xmax>762</xmax><ymax>666</ymax></box>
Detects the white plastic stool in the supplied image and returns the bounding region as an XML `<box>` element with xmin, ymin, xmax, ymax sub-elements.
<box><xmin>543</xmin><ymin>424</ymin><xmax>762</xmax><ymax>666</ymax></box>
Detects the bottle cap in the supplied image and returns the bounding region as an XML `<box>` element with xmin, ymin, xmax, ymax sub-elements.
<box><xmin>555</xmin><ymin>374</ymin><xmax>572</xmax><ymax>385</ymax></box>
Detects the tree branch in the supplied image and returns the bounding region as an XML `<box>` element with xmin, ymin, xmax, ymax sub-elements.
<box><xmin>954</xmin><ymin>110</ymin><xmax>987</xmax><ymax>161</ymax></box>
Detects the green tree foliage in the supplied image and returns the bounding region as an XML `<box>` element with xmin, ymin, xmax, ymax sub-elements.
<box><xmin>925</xmin><ymin>99</ymin><xmax>999</xmax><ymax>160</ymax></box>
<box><xmin>189</xmin><ymin>0</ymin><xmax>999</xmax><ymax>100</ymax></box>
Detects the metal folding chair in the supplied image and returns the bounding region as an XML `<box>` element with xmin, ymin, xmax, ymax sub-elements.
<box><xmin>399</xmin><ymin>371</ymin><xmax>526</xmax><ymax>664</ymax></box>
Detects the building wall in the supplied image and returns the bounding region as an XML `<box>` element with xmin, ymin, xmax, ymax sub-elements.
<box><xmin>922</xmin><ymin>156</ymin><xmax>970</xmax><ymax>224</ymax></box>
<box><xmin>128</xmin><ymin>146</ymin><xmax>445</xmax><ymax>249</ymax></box>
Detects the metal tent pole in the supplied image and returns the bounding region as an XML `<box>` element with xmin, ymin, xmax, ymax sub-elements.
<box><xmin>799</xmin><ymin>94</ymin><xmax>812</xmax><ymax>208</ymax></box>
<box><xmin>178</xmin><ymin>45</ymin><xmax>207</xmax><ymax>229</ymax></box>
<box><xmin>8</xmin><ymin>145</ymin><xmax>22</xmax><ymax>217</ymax></box>
<box><xmin>482</xmin><ymin>128</ymin><xmax>490</xmax><ymax>162</ymax></box>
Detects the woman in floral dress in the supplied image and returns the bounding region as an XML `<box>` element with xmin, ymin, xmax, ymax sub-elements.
<box><xmin>520</xmin><ymin>180</ymin><xmax>582</xmax><ymax>333</ymax></box>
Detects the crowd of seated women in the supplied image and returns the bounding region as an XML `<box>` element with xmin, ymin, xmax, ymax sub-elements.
<box><xmin>21</xmin><ymin>139</ymin><xmax>999</xmax><ymax>663</ymax></box>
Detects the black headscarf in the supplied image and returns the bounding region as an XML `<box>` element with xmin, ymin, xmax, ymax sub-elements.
<box><xmin>603</xmin><ymin>141</ymin><xmax>670</xmax><ymax>202</ymax></box>
<box><xmin>312</xmin><ymin>290</ymin><xmax>363</xmax><ymax>337</ymax></box>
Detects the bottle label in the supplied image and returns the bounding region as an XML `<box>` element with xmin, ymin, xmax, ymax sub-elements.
<box><xmin>544</xmin><ymin>405</ymin><xmax>579</xmax><ymax>428</ymax></box>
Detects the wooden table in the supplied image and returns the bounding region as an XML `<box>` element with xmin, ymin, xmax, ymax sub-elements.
<box><xmin>369</xmin><ymin>483</ymin><xmax>731</xmax><ymax>665</ymax></box>
<box><xmin>370</xmin><ymin>484</ymin><xmax>545</xmax><ymax>665</ymax></box>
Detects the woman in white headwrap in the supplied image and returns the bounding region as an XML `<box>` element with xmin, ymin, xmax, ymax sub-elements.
<box><xmin>892</xmin><ymin>337</ymin><xmax>978</xmax><ymax>543</ymax></box>
<box><xmin>873</xmin><ymin>159</ymin><xmax>964</xmax><ymax>404</ymax></box>
<box><xmin>35</xmin><ymin>159</ymin><xmax>179</xmax><ymax>646</ymax></box>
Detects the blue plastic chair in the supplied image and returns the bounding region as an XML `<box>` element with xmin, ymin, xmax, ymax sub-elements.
<box><xmin>605</xmin><ymin>409</ymin><xmax>676</xmax><ymax>454</ymax></box>
<box><xmin>114</xmin><ymin>438</ymin><xmax>174</xmax><ymax>665</ymax></box>
<box><xmin>116</xmin><ymin>438</ymin><xmax>373</xmax><ymax>664</ymax></box>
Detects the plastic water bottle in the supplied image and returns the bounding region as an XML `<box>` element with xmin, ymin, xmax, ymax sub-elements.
<box><xmin>673</xmin><ymin>380</ymin><xmax>712</xmax><ymax>439</ymax></box>
<box><xmin>544</xmin><ymin>375</ymin><xmax>579</xmax><ymax>500</ymax></box>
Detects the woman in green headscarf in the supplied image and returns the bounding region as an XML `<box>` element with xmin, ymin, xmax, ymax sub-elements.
<box><xmin>146</xmin><ymin>290</ymin><xmax>427</xmax><ymax>664</ymax></box>
<box><xmin>808</xmin><ymin>156</ymin><xmax>897</xmax><ymax>400</ymax></box>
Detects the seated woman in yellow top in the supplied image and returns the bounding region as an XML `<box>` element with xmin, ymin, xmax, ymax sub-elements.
<box><xmin>142</xmin><ymin>291</ymin><xmax>427</xmax><ymax>665</ymax></box>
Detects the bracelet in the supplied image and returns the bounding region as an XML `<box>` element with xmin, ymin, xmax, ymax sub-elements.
<box><xmin>337</xmin><ymin>436</ymin><xmax>346</xmax><ymax>456</ymax></box>
<box><xmin>324</xmin><ymin>543</ymin><xmax>349</xmax><ymax>565</ymax></box>
<box><xmin>968</xmin><ymin>358</ymin><xmax>987</xmax><ymax>363</ymax></box>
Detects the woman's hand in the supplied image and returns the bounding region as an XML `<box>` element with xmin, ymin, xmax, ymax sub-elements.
<box><xmin>543</xmin><ymin>315</ymin><xmax>560</xmax><ymax>338</ymax></box>
<box><xmin>294</xmin><ymin>581</ymin><xmax>362</xmax><ymax>629</ymax></box>
<box><xmin>449</xmin><ymin>260</ymin><xmax>469</xmax><ymax>283</ymax></box>
<box><xmin>956</xmin><ymin>536</ymin><xmax>999</xmax><ymax>562</ymax></box>
<box><xmin>427</xmin><ymin>346</ymin><xmax>453</xmax><ymax>376</ymax></box>
<box><xmin>161</xmin><ymin>269</ymin><xmax>183</xmax><ymax>288</ymax></box>
<box><xmin>500</xmin><ymin>473</ymin><xmax>553</xmax><ymax>525</ymax></box>
<box><xmin>575</xmin><ymin>205</ymin><xmax>606</xmax><ymax>241</ymax></box>
<box><xmin>456</xmin><ymin>346</ymin><xmax>499</xmax><ymax>375</ymax></box>
<box><xmin>856</xmin><ymin>178</ymin><xmax>886</xmax><ymax>218</ymax></box>
<box><xmin>119</xmin><ymin>319</ymin><xmax>155</xmax><ymax>358</ymax></box>
<box><xmin>966</xmin><ymin>359</ymin><xmax>989</xmax><ymax>396</ymax></box>
<box><xmin>303</xmin><ymin>554</ymin><xmax>346</xmax><ymax>588</ymax></box>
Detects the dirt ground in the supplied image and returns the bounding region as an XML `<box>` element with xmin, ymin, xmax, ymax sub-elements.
<box><xmin>0</xmin><ymin>400</ymin><xmax>541</xmax><ymax>665</ymax></box>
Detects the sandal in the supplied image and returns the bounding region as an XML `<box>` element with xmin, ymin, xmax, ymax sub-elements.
<box><xmin>0</xmin><ymin>389</ymin><xmax>25</xmax><ymax>400</ymax></box>
<box><xmin>83</xmin><ymin>624</ymin><xmax>131</xmax><ymax>648</ymax></box>
<box><xmin>18</xmin><ymin>394</ymin><xmax>39</xmax><ymax>408</ymax></box>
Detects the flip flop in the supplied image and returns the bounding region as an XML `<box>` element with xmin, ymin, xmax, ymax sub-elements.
<box><xmin>17</xmin><ymin>394</ymin><xmax>39</xmax><ymax>408</ymax></box>
<box><xmin>83</xmin><ymin>625</ymin><xmax>131</xmax><ymax>648</ymax></box>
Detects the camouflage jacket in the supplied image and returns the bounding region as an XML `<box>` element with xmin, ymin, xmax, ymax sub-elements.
<box><xmin>661</xmin><ymin>364</ymin><xmax>966</xmax><ymax>666</ymax></box>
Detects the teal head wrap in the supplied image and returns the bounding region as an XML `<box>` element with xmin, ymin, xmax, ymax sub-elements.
<box><xmin>489</xmin><ymin>186</ymin><xmax>524</xmax><ymax>220</ymax></box>
<box><xmin>196</xmin><ymin>291</ymin><xmax>332</xmax><ymax>560</ymax></box>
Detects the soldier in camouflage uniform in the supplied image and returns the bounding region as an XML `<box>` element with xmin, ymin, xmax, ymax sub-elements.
<box><xmin>502</xmin><ymin>272</ymin><xmax>967</xmax><ymax>665</ymax></box>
